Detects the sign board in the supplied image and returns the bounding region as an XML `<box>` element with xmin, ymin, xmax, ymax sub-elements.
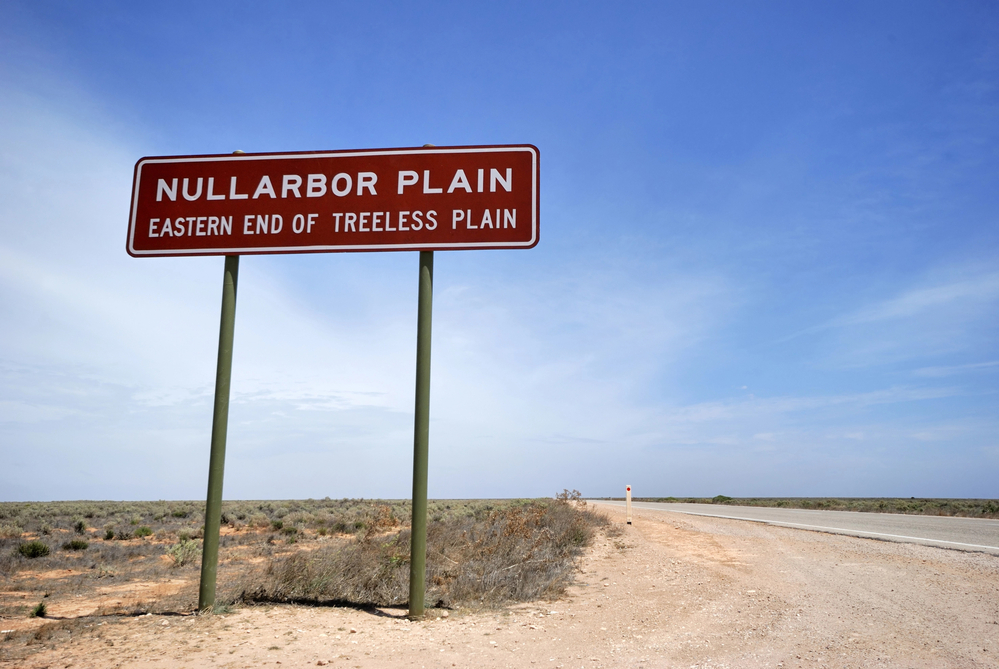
<box><xmin>127</xmin><ymin>144</ymin><xmax>539</xmax><ymax>257</ymax></box>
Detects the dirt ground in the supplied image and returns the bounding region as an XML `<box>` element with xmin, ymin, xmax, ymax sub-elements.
<box><xmin>3</xmin><ymin>503</ymin><xmax>998</xmax><ymax>668</ymax></box>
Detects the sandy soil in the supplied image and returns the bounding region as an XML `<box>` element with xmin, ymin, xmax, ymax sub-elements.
<box><xmin>3</xmin><ymin>503</ymin><xmax>998</xmax><ymax>668</ymax></box>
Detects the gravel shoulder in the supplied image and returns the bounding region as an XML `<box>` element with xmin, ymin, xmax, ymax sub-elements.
<box><xmin>4</xmin><ymin>503</ymin><xmax>998</xmax><ymax>668</ymax></box>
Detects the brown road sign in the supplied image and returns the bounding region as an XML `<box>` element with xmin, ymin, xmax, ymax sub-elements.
<box><xmin>127</xmin><ymin>144</ymin><xmax>539</xmax><ymax>257</ymax></box>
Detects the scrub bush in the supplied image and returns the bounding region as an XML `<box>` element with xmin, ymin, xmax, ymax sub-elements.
<box><xmin>17</xmin><ymin>541</ymin><xmax>50</xmax><ymax>558</ymax></box>
<box><xmin>0</xmin><ymin>523</ymin><xmax>22</xmax><ymax>539</ymax></box>
<box><xmin>167</xmin><ymin>539</ymin><xmax>200</xmax><ymax>567</ymax></box>
<box><xmin>230</xmin><ymin>497</ymin><xmax>608</xmax><ymax>609</ymax></box>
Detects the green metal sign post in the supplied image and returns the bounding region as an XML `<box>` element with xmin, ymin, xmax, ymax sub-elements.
<box><xmin>198</xmin><ymin>254</ymin><xmax>239</xmax><ymax>611</ymax></box>
<box><xmin>408</xmin><ymin>250</ymin><xmax>433</xmax><ymax>619</ymax></box>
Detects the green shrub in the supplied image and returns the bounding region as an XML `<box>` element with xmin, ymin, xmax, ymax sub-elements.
<box><xmin>17</xmin><ymin>541</ymin><xmax>50</xmax><ymax>558</ymax></box>
<box><xmin>63</xmin><ymin>539</ymin><xmax>89</xmax><ymax>551</ymax></box>
<box><xmin>271</xmin><ymin>520</ymin><xmax>284</xmax><ymax>530</ymax></box>
<box><xmin>104</xmin><ymin>529</ymin><xmax>115</xmax><ymax>541</ymax></box>
<box><xmin>134</xmin><ymin>526</ymin><xmax>153</xmax><ymax>538</ymax></box>
<box><xmin>167</xmin><ymin>539</ymin><xmax>200</xmax><ymax>567</ymax></box>
<box><xmin>30</xmin><ymin>602</ymin><xmax>46</xmax><ymax>618</ymax></box>
<box><xmin>73</xmin><ymin>520</ymin><xmax>87</xmax><ymax>534</ymax></box>
<box><xmin>280</xmin><ymin>526</ymin><xmax>297</xmax><ymax>535</ymax></box>
<box><xmin>0</xmin><ymin>523</ymin><xmax>22</xmax><ymax>539</ymax></box>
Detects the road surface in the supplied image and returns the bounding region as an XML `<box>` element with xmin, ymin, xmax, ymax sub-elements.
<box><xmin>593</xmin><ymin>500</ymin><xmax>999</xmax><ymax>555</ymax></box>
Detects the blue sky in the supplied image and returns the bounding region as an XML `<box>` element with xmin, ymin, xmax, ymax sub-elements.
<box><xmin>1</xmin><ymin>1</ymin><xmax>997</xmax><ymax>501</ymax></box>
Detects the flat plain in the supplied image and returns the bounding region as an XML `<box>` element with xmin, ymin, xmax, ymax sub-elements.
<box><xmin>3</xmin><ymin>500</ymin><xmax>998</xmax><ymax>668</ymax></box>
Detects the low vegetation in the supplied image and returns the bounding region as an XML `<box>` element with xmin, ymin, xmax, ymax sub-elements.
<box><xmin>17</xmin><ymin>541</ymin><xmax>50</xmax><ymax>559</ymax></box>
<box><xmin>166</xmin><ymin>538</ymin><xmax>200</xmax><ymax>567</ymax></box>
<box><xmin>0</xmin><ymin>494</ymin><xmax>609</xmax><ymax>619</ymax></box>
<box><xmin>228</xmin><ymin>495</ymin><xmax>606</xmax><ymax>609</ymax></box>
<box><xmin>634</xmin><ymin>496</ymin><xmax>999</xmax><ymax>519</ymax></box>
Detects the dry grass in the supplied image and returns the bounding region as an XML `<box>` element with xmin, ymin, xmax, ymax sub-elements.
<box><xmin>226</xmin><ymin>498</ymin><xmax>606</xmax><ymax>609</ymax></box>
<box><xmin>0</xmin><ymin>496</ymin><xmax>608</xmax><ymax>619</ymax></box>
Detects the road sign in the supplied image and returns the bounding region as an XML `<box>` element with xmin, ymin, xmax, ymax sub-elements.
<box><xmin>127</xmin><ymin>145</ymin><xmax>539</xmax><ymax>257</ymax></box>
<box><xmin>134</xmin><ymin>143</ymin><xmax>541</xmax><ymax>616</ymax></box>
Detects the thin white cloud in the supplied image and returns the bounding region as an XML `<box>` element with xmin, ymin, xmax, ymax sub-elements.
<box><xmin>777</xmin><ymin>266</ymin><xmax>999</xmax><ymax>369</ymax></box>
<box><xmin>651</xmin><ymin>385</ymin><xmax>959</xmax><ymax>427</ymax></box>
<box><xmin>913</xmin><ymin>360</ymin><xmax>999</xmax><ymax>378</ymax></box>
<box><xmin>835</xmin><ymin>273</ymin><xmax>999</xmax><ymax>326</ymax></box>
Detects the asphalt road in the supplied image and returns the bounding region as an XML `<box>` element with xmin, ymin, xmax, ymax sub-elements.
<box><xmin>592</xmin><ymin>500</ymin><xmax>999</xmax><ymax>555</ymax></box>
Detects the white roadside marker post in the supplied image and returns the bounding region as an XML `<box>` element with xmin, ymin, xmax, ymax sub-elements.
<box><xmin>626</xmin><ymin>485</ymin><xmax>632</xmax><ymax>525</ymax></box>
